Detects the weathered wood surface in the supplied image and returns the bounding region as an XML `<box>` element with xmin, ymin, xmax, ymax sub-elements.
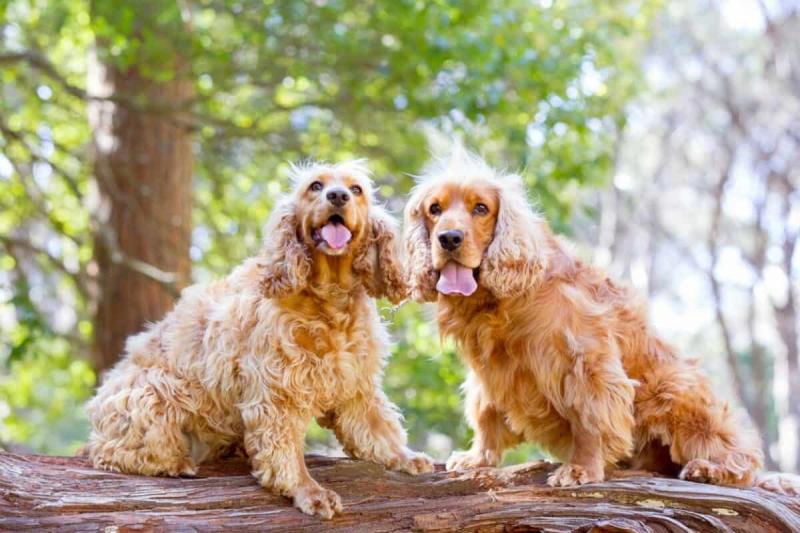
<box><xmin>1</xmin><ymin>452</ymin><xmax>799</xmax><ymax>532</ymax></box>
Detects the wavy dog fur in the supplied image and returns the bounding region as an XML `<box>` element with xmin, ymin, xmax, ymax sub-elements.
<box><xmin>86</xmin><ymin>160</ymin><xmax>432</xmax><ymax>519</ymax></box>
<box><xmin>404</xmin><ymin>148</ymin><xmax>773</xmax><ymax>490</ymax></box>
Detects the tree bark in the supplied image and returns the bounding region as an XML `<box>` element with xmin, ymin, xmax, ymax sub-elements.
<box><xmin>1</xmin><ymin>453</ymin><xmax>799</xmax><ymax>532</ymax></box>
<box><xmin>87</xmin><ymin>5</ymin><xmax>193</xmax><ymax>374</ymax></box>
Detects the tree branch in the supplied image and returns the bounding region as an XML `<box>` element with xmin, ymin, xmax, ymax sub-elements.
<box><xmin>95</xmin><ymin>224</ymin><xmax>180</xmax><ymax>297</ymax></box>
<box><xmin>0</xmin><ymin>119</ymin><xmax>83</xmax><ymax>200</ymax></box>
<box><xmin>0</xmin><ymin>234</ymin><xmax>90</xmax><ymax>299</ymax></box>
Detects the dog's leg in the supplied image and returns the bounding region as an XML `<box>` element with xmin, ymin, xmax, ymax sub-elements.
<box><xmin>242</xmin><ymin>403</ymin><xmax>342</xmax><ymax>519</ymax></box>
<box><xmin>87</xmin><ymin>368</ymin><xmax>196</xmax><ymax>477</ymax></box>
<box><xmin>668</xmin><ymin>380</ymin><xmax>762</xmax><ymax>487</ymax></box>
<box><xmin>547</xmin><ymin>430</ymin><xmax>606</xmax><ymax>487</ymax></box>
<box><xmin>320</xmin><ymin>389</ymin><xmax>434</xmax><ymax>475</ymax></box>
<box><xmin>446</xmin><ymin>376</ymin><xmax>521</xmax><ymax>471</ymax></box>
<box><xmin>633</xmin><ymin>357</ymin><xmax>763</xmax><ymax>488</ymax></box>
<box><xmin>674</xmin><ymin>416</ymin><xmax>762</xmax><ymax>488</ymax></box>
<box><xmin>547</xmin><ymin>347</ymin><xmax>637</xmax><ymax>487</ymax></box>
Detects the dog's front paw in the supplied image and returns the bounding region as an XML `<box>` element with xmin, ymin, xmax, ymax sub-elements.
<box><xmin>680</xmin><ymin>458</ymin><xmax>741</xmax><ymax>486</ymax></box>
<box><xmin>292</xmin><ymin>483</ymin><xmax>343</xmax><ymax>519</ymax></box>
<box><xmin>445</xmin><ymin>450</ymin><xmax>495</xmax><ymax>472</ymax></box>
<box><xmin>394</xmin><ymin>450</ymin><xmax>435</xmax><ymax>475</ymax></box>
<box><xmin>547</xmin><ymin>463</ymin><xmax>603</xmax><ymax>487</ymax></box>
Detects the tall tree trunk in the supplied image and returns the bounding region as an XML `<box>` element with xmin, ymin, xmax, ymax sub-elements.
<box><xmin>772</xmin><ymin>182</ymin><xmax>799</xmax><ymax>473</ymax></box>
<box><xmin>87</xmin><ymin>3</ymin><xmax>193</xmax><ymax>374</ymax></box>
<box><xmin>775</xmin><ymin>291</ymin><xmax>800</xmax><ymax>473</ymax></box>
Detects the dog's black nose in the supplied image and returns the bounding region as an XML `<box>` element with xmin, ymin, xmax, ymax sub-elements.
<box><xmin>438</xmin><ymin>229</ymin><xmax>464</xmax><ymax>251</ymax></box>
<box><xmin>326</xmin><ymin>187</ymin><xmax>350</xmax><ymax>207</ymax></box>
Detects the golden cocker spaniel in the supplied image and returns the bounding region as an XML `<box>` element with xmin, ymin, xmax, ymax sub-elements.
<box><xmin>403</xmin><ymin>149</ymin><xmax>768</xmax><ymax>490</ymax></box>
<box><xmin>86</xmin><ymin>160</ymin><xmax>433</xmax><ymax>519</ymax></box>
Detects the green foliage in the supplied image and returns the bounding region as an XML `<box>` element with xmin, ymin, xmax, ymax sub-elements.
<box><xmin>0</xmin><ymin>352</ymin><xmax>94</xmax><ymax>454</ymax></box>
<box><xmin>0</xmin><ymin>315</ymin><xmax>94</xmax><ymax>453</ymax></box>
<box><xmin>1</xmin><ymin>0</ymin><xmax>658</xmax><ymax>457</ymax></box>
<box><xmin>384</xmin><ymin>303</ymin><xmax>469</xmax><ymax>454</ymax></box>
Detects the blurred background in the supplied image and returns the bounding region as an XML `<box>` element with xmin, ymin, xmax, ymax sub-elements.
<box><xmin>1</xmin><ymin>0</ymin><xmax>798</xmax><ymax>473</ymax></box>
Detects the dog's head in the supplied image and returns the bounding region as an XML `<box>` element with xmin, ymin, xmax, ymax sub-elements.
<box><xmin>404</xmin><ymin>149</ymin><xmax>547</xmax><ymax>302</ymax></box>
<box><xmin>260</xmin><ymin>159</ymin><xmax>407</xmax><ymax>303</ymax></box>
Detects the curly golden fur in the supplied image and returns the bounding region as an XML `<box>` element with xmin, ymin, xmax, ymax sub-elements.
<box><xmin>86</xmin><ymin>160</ymin><xmax>433</xmax><ymax>519</ymax></box>
<box><xmin>404</xmin><ymin>149</ymin><xmax>767</xmax><ymax>489</ymax></box>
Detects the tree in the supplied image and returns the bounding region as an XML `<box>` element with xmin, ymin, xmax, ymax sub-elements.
<box><xmin>586</xmin><ymin>0</ymin><xmax>799</xmax><ymax>471</ymax></box>
<box><xmin>88</xmin><ymin>0</ymin><xmax>194</xmax><ymax>372</ymax></box>
<box><xmin>0</xmin><ymin>0</ymin><xmax>658</xmax><ymax>454</ymax></box>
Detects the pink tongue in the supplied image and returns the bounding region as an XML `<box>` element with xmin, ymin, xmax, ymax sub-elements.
<box><xmin>436</xmin><ymin>262</ymin><xmax>478</xmax><ymax>296</ymax></box>
<box><xmin>320</xmin><ymin>222</ymin><xmax>352</xmax><ymax>249</ymax></box>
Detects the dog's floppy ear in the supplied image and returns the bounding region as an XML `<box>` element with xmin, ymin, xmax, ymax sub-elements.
<box><xmin>259</xmin><ymin>197</ymin><xmax>311</xmax><ymax>298</ymax></box>
<box><xmin>480</xmin><ymin>174</ymin><xmax>546</xmax><ymax>298</ymax></box>
<box><xmin>353</xmin><ymin>204</ymin><xmax>408</xmax><ymax>304</ymax></box>
<box><xmin>402</xmin><ymin>187</ymin><xmax>438</xmax><ymax>302</ymax></box>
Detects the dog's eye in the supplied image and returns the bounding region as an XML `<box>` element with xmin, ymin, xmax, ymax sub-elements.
<box><xmin>309</xmin><ymin>181</ymin><xmax>323</xmax><ymax>192</ymax></box>
<box><xmin>350</xmin><ymin>185</ymin><xmax>363</xmax><ymax>196</ymax></box>
<box><xmin>429</xmin><ymin>203</ymin><xmax>442</xmax><ymax>216</ymax></box>
<box><xmin>472</xmin><ymin>203</ymin><xmax>489</xmax><ymax>216</ymax></box>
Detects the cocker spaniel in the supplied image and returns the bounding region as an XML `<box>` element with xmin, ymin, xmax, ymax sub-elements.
<box><xmin>86</xmin><ymin>160</ymin><xmax>433</xmax><ymax>519</ymax></box>
<box><xmin>403</xmin><ymin>149</ymin><xmax>768</xmax><ymax>490</ymax></box>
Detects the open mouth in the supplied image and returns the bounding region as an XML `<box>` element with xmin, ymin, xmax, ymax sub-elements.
<box><xmin>436</xmin><ymin>261</ymin><xmax>479</xmax><ymax>296</ymax></box>
<box><xmin>312</xmin><ymin>214</ymin><xmax>352</xmax><ymax>250</ymax></box>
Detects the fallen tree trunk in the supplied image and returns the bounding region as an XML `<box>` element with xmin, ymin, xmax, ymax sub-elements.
<box><xmin>1</xmin><ymin>453</ymin><xmax>799</xmax><ymax>532</ymax></box>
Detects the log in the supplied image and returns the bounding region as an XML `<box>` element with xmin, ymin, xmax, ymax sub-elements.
<box><xmin>1</xmin><ymin>452</ymin><xmax>799</xmax><ymax>532</ymax></box>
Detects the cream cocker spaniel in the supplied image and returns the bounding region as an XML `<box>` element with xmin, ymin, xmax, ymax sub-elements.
<box><xmin>86</xmin><ymin>160</ymin><xmax>433</xmax><ymax>519</ymax></box>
